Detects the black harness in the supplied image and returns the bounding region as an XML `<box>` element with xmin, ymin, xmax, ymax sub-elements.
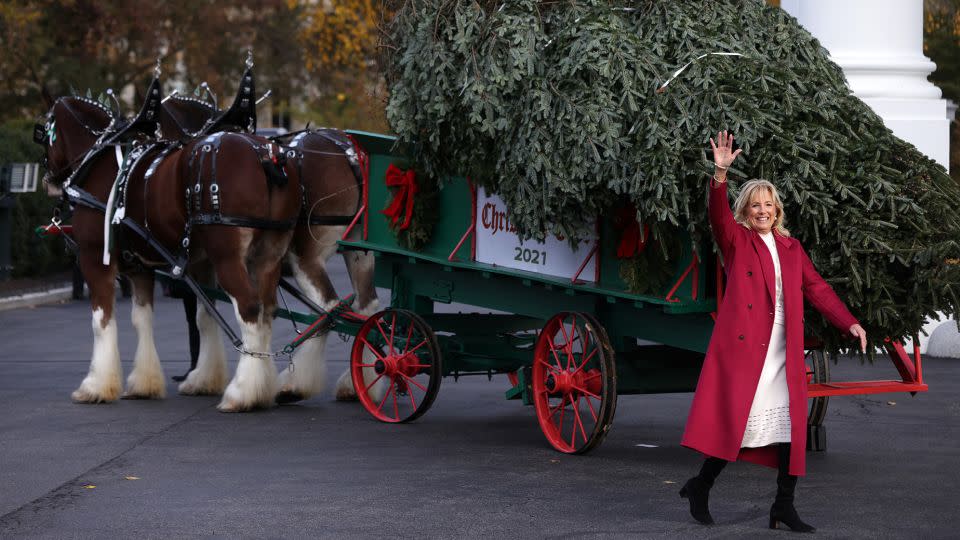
<box><xmin>280</xmin><ymin>129</ymin><xmax>363</xmax><ymax>226</ymax></box>
<box><xmin>172</xmin><ymin>132</ymin><xmax>298</xmax><ymax>273</ymax></box>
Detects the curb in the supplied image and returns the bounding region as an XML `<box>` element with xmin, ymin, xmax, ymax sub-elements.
<box><xmin>0</xmin><ymin>284</ymin><xmax>74</xmax><ymax>312</ymax></box>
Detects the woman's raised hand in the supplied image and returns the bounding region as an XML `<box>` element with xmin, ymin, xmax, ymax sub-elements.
<box><xmin>710</xmin><ymin>130</ymin><xmax>742</xmax><ymax>170</ymax></box>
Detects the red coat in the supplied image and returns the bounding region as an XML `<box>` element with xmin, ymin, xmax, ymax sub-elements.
<box><xmin>681</xmin><ymin>180</ymin><xmax>859</xmax><ymax>476</ymax></box>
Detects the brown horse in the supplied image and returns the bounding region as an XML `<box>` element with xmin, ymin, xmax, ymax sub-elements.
<box><xmin>38</xmin><ymin>85</ymin><xmax>302</xmax><ymax>412</ymax></box>
<box><xmin>159</xmin><ymin>93</ymin><xmax>381</xmax><ymax>403</ymax></box>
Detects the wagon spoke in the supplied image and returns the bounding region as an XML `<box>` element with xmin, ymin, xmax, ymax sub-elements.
<box><xmin>584</xmin><ymin>394</ymin><xmax>599</xmax><ymax>422</ymax></box>
<box><xmin>375</xmin><ymin>379</ymin><xmax>396</xmax><ymax>414</ymax></box>
<box><xmin>406</xmin><ymin>339</ymin><xmax>429</xmax><ymax>356</ymax></box>
<box><xmin>405</xmin><ymin>363</ymin><xmax>432</xmax><ymax>370</ymax></box>
<box><xmin>574</xmin><ymin>395</ymin><xmax>588</xmax><ymax>445</ymax></box>
<box><xmin>581</xmin><ymin>370</ymin><xmax>601</xmax><ymax>384</ymax></box>
<box><xmin>356</xmin><ymin>363</ymin><xmax>378</xmax><ymax>368</ymax></box>
<box><xmin>398</xmin><ymin>372</ymin><xmax>427</xmax><ymax>392</ymax></box>
<box><xmin>548</xmin><ymin>337</ymin><xmax>565</xmax><ymax>371</ymax></box>
<box><xmin>558</xmin><ymin>394</ymin><xmax>566</xmax><ymax>428</ymax></box>
<box><xmin>536</xmin><ymin>357</ymin><xmax>562</xmax><ymax>374</ymax></box>
<box><xmin>402</xmin><ymin>317</ymin><xmax>416</xmax><ymax>354</ymax></box>
<box><xmin>389</xmin><ymin>312</ymin><xmax>397</xmax><ymax>356</ymax></box>
<box><xmin>548</xmin><ymin>394</ymin><xmax>567</xmax><ymax>421</ymax></box>
<box><xmin>392</xmin><ymin>382</ymin><xmax>399</xmax><ymax>420</ymax></box>
<box><xmin>408</xmin><ymin>388</ymin><xmax>418</xmax><ymax>410</ymax></box>
<box><xmin>572</xmin><ymin>347</ymin><xmax>598</xmax><ymax>375</ymax></box>
<box><xmin>571</xmin><ymin>384</ymin><xmax>600</xmax><ymax>400</ymax></box>
<box><xmin>359</xmin><ymin>338</ymin><xmax>386</xmax><ymax>361</ymax></box>
<box><xmin>559</xmin><ymin>317</ymin><xmax>573</xmax><ymax>369</ymax></box>
<box><xmin>569</xmin><ymin>403</ymin><xmax>578</xmax><ymax>448</ymax></box>
<box><xmin>364</xmin><ymin>373</ymin><xmax>385</xmax><ymax>393</ymax></box>
<box><xmin>374</xmin><ymin>319</ymin><xmax>393</xmax><ymax>355</ymax></box>
<box><xmin>570</xmin><ymin>316</ymin><xmax>581</xmax><ymax>355</ymax></box>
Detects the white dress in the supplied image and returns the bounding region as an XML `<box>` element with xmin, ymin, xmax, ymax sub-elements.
<box><xmin>741</xmin><ymin>231</ymin><xmax>792</xmax><ymax>448</ymax></box>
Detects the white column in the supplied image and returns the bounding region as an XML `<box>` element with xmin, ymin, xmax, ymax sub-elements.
<box><xmin>781</xmin><ymin>0</ymin><xmax>950</xmax><ymax>168</ymax></box>
<box><xmin>782</xmin><ymin>0</ymin><xmax>956</xmax><ymax>356</ymax></box>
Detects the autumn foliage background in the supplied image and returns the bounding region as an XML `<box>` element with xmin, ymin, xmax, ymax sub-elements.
<box><xmin>0</xmin><ymin>0</ymin><xmax>391</xmax><ymax>132</ymax></box>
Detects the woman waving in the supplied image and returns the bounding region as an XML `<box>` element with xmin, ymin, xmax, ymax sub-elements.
<box><xmin>680</xmin><ymin>131</ymin><xmax>867</xmax><ymax>532</ymax></box>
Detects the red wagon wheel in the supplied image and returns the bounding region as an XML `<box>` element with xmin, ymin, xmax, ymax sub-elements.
<box><xmin>350</xmin><ymin>309</ymin><xmax>442</xmax><ymax>423</ymax></box>
<box><xmin>532</xmin><ymin>312</ymin><xmax>617</xmax><ymax>454</ymax></box>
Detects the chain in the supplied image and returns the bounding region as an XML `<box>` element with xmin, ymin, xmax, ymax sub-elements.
<box><xmin>233</xmin><ymin>342</ymin><xmax>300</xmax><ymax>375</ymax></box>
<box><xmin>233</xmin><ymin>343</ymin><xmax>293</xmax><ymax>362</ymax></box>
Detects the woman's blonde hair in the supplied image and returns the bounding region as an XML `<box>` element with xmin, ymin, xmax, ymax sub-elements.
<box><xmin>733</xmin><ymin>179</ymin><xmax>790</xmax><ymax>237</ymax></box>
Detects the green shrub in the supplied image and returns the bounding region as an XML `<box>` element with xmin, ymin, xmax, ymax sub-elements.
<box><xmin>1</xmin><ymin>120</ymin><xmax>73</xmax><ymax>278</ymax></box>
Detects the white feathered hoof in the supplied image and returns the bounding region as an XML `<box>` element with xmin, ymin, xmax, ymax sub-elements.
<box><xmin>71</xmin><ymin>376</ymin><xmax>122</xmax><ymax>404</ymax></box>
<box><xmin>217</xmin><ymin>386</ymin><xmax>275</xmax><ymax>412</ymax></box>
<box><xmin>275</xmin><ymin>389</ymin><xmax>308</xmax><ymax>404</ymax></box>
<box><xmin>122</xmin><ymin>371</ymin><xmax>166</xmax><ymax>400</ymax></box>
<box><xmin>274</xmin><ymin>368</ymin><xmax>317</xmax><ymax>405</ymax></box>
<box><xmin>334</xmin><ymin>369</ymin><xmax>358</xmax><ymax>401</ymax></box>
<box><xmin>178</xmin><ymin>368</ymin><xmax>227</xmax><ymax>396</ymax></box>
<box><xmin>216</xmin><ymin>365</ymin><xmax>278</xmax><ymax>413</ymax></box>
<box><xmin>275</xmin><ymin>373</ymin><xmax>310</xmax><ymax>405</ymax></box>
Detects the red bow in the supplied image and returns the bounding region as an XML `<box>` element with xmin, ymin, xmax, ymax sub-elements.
<box><xmin>382</xmin><ymin>164</ymin><xmax>419</xmax><ymax>230</ymax></box>
<box><xmin>616</xmin><ymin>205</ymin><xmax>650</xmax><ymax>259</ymax></box>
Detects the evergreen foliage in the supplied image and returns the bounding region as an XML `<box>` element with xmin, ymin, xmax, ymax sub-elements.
<box><xmin>382</xmin><ymin>0</ymin><xmax>960</xmax><ymax>353</ymax></box>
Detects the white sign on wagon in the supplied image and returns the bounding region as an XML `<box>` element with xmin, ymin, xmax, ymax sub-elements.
<box><xmin>475</xmin><ymin>187</ymin><xmax>598</xmax><ymax>282</ymax></box>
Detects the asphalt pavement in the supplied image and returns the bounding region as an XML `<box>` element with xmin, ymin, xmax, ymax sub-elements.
<box><xmin>1</xmin><ymin>259</ymin><xmax>958</xmax><ymax>539</ymax></box>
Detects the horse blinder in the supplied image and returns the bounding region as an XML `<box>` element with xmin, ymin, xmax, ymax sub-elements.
<box><xmin>33</xmin><ymin>123</ymin><xmax>48</xmax><ymax>145</ymax></box>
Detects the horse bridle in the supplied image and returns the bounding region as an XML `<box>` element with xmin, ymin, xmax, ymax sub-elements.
<box><xmin>34</xmin><ymin>98</ymin><xmax>120</xmax><ymax>186</ymax></box>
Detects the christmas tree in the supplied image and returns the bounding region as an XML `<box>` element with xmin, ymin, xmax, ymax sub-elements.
<box><xmin>381</xmin><ymin>0</ymin><xmax>960</xmax><ymax>354</ymax></box>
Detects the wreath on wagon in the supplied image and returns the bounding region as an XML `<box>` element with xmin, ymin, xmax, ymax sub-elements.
<box><xmin>615</xmin><ymin>204</ymin><xmax>683</xmax><ymax>295</ymax></box>
<box><xmin>381</xmin><ymin>162</ymin><xmax>439</xmax><ymax>252</ymax></box>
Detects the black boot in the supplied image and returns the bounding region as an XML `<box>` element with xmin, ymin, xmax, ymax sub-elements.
<box><xmin>770</xmin><ymin>443</ymin><xmax>815</xmax><ymax>533</ymax></box>
<box><xmin>680</xmin><ymin>457</ymin><xmax>727</xmax><ymax>525</ymax></box>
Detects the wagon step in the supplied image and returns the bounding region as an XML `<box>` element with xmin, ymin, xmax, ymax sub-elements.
<box><xmin>808</xmin><ymin>380</ymin><xmax>927</xmax><ymax>398</ymax></box>
<box><xmin>807</xmin><ymin>338</ymin><xmax>927</xmax><ymax>398</ymax></box>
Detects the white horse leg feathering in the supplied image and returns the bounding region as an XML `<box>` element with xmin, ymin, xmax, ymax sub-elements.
<box><xmin>178</xmin><ymin>303</ymin><xmax>229</xmax><ymax>396</ymax></box>
<box><xmin>218</xmin><ymin>297</ymin><xmax>278</xmax><ymax>412</ymax></box>
<box><xmin>72</xmin><ymin>307</ymin><xmax>123</xmax><ymax>403</ymax></box>
<box><xmin>123</xmin><ymin>286</ymin><xmax>166</xmax><ymax>399</ymax></box>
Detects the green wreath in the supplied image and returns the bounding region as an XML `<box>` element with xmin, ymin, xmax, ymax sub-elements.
<box><xmin>382</xmin><ymin>162</ymin><xmax>439</xmax><ymax>252</ymax></box>
<box><xmin>618</xmin><ymin>228</ymin><xmax>684</xmax><ymax>296</ymax></box>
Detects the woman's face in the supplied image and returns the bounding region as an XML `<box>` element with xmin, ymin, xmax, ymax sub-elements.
<box><xmin>747</xmin><ymin>189</ymin><xmax>777</xmax><ymax>234</ymax></box>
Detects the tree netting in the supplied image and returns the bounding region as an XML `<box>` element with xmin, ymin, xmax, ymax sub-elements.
<box><xmin>381</xmin><ymin>0</ymin><xmax>960</xmax><ymax>354</ymax></box>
